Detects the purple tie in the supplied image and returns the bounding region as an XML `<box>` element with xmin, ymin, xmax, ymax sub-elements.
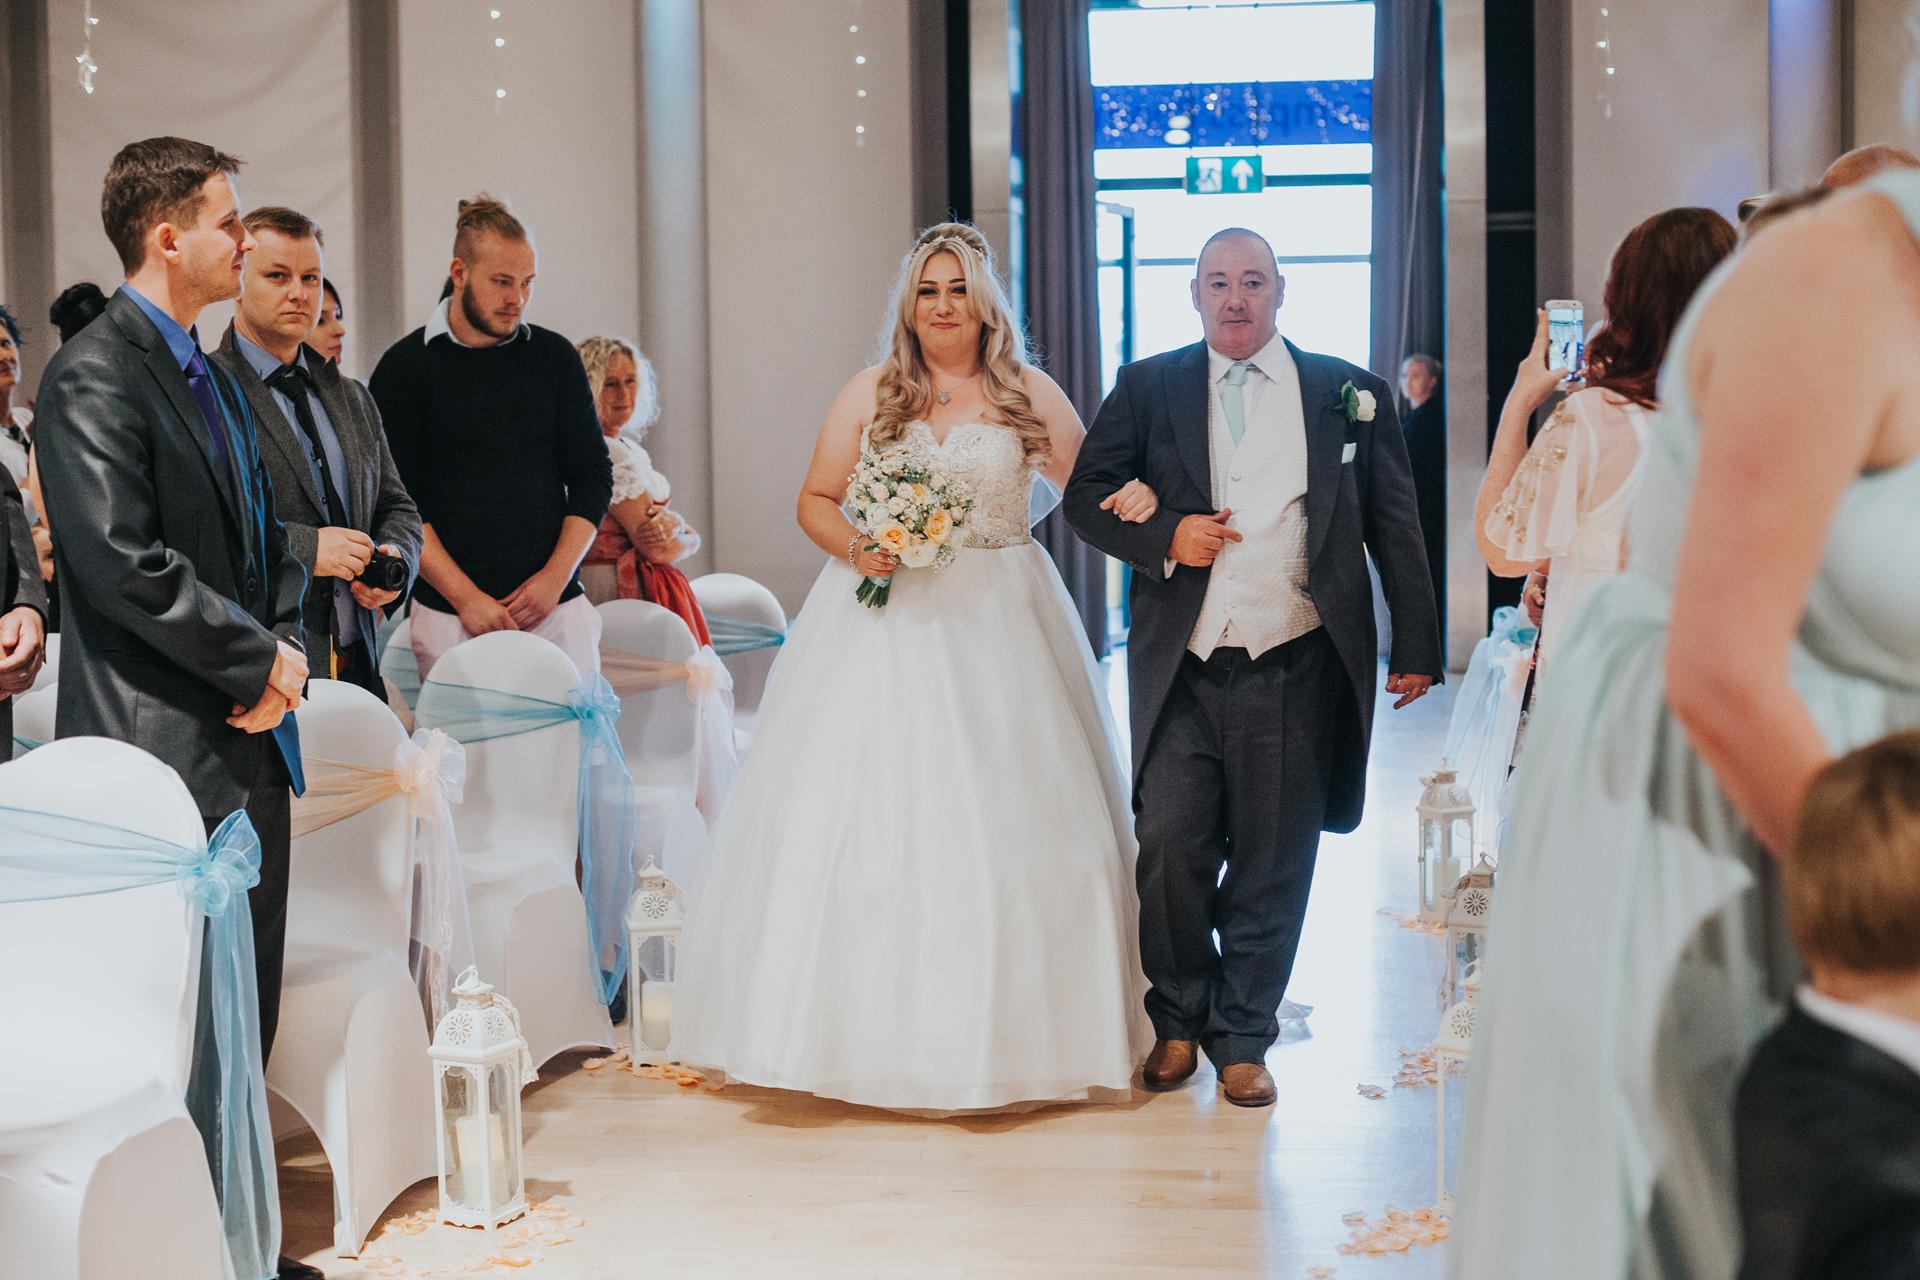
<box><xmin>184</xmin><ymin>347</ymin><xmax>237</xmax><ymax>493</ymax></box>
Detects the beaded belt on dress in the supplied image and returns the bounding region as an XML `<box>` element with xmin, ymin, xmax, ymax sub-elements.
<box><xmin>966</xmin><ymin>532</ymin><xmax>1032</xmax><ymax>549</ymax></box>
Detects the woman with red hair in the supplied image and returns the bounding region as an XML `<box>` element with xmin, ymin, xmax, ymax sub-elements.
<box><xmin>1476</xmin><ymin>207</ymin><xmax>1737</xmax><ymax>673</ymax></box>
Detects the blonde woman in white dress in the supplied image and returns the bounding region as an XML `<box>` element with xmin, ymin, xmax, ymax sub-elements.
<box><xmin>671</xmin><ymin>224</ymin><xmax>1159</xmax><ymax>1113</ymax></box>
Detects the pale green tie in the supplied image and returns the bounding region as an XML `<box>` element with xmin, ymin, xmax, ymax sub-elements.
<box><xmin>1221</xmin><ymin>361</ymin><xmax>1253</xmax><ymax>446</ymax></box>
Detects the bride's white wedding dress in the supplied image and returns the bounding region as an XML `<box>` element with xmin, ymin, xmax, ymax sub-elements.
<box><xmin>671</xmin><ymin>420</ymin><xmax>1152</xmax><ymax>1113</ymax></box>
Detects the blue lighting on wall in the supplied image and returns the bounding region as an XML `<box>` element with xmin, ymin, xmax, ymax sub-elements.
<box><xmin>1095</xmin><ymin>80</ymin><xmax>1371</xmax><ymax>149</ymax></box>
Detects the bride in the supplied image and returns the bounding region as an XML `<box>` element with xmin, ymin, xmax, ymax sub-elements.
<box><xmin>670</xmin><ymin>223</ymin><xmax>1157</xmax><ymax>1113</ymax></box>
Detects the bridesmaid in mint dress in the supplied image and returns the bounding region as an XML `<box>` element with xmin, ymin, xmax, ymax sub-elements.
<box><xmin>1451</xmin><ymin>170</ymin><xmax>1920</xmax><ymax>1279</ymax></box>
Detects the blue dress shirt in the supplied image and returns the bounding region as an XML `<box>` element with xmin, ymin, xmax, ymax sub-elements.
<box><xmin>121</xmin><ymin>283</ymin><xmax>201</xmax><ymax>369</ymax></box>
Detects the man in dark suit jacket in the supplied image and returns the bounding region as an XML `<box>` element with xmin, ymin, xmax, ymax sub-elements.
<box><xmin>1399</xmin><ymin>354</ymin><xmax>1446</xmax><ymax>636</ymax></box>
<box><xmin>32</xmin><ymin>137</ymin><xmax>314</xmax><ymax>1280</ymax></box>
<box><xmin>1735</xmin><ymin>731</ymin><xmax>1920</xmax><ymax>1280</ymax></box>
<box><xmin>1066</xmin><ymin>228</ymin><xmax>1442</xmax><ymax>1107</ymax></box>
<box><xmin>0</xmin><ymin>483</ymin><xmax>48</xmax><ymax>744</ymax></box>
<box><xmin>211</xmin><ymin>206</ymin><xmax>420</xmax><ymax>697</ymax></box>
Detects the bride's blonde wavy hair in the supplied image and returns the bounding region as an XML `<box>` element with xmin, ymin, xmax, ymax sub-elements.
<box><xmin>868</xmin><ymin>223</ymin><xmax>1050</xmax><ymax>464</ymax></box>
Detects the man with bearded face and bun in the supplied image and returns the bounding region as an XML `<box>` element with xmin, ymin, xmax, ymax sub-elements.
<box><xmin>370</xmin><ymin>193</ymin><xmax>612</xmax><ymax>680</ymax></box>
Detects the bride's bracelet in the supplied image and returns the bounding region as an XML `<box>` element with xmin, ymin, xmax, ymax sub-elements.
<box><xmin>848</xmin><ymin>533</ymin><xmax>861</xmax><ymax>571</ymax></box>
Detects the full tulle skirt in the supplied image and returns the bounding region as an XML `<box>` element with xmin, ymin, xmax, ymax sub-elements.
<box><xmin>670</xmin><ymin>542</ymin><xmax>1153</xmax><ymax>1114</ymax></box>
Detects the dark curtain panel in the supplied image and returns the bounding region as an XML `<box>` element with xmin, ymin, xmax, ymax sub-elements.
<box><xmin>1370</xmin><ymin>0</ymin><xmax>1445</xmax><ymax>383</ymax></box>
<box><xmin>1370</xmin><ymin>0</ymin><xmax>1446</xmax><ymax>637</ymax></box>
<box><xmin>1020</xmin><ymin>0</ymin><xmax>1108</xmax><ymax>657</ymax></box>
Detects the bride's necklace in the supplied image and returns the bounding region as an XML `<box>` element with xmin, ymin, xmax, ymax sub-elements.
<box><xmin>933</xmin><ymin>371</ymin><xmax>978</xmax><ymax>405</ymax></box>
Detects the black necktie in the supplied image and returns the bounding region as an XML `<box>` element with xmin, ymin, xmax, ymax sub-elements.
<box><xmin>265</xmin><ymin>362</ymin><xmax>349</xmax><ymax>530</ymax></box>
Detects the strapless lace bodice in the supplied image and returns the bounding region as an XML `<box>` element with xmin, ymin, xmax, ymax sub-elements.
<box><xmin>905</xmin><ymin>421</ymin><xmax>1035</xmax><ymax>549</ymax></box>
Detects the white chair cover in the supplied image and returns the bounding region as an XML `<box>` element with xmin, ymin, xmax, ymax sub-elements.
<box><xmin>415</xmin><ymin>632</ymin><xmax>614</xmax><ymax>1068</ymax></box>
<box><xmin>13</xmin><ymin>684</ymin><xmax>55</xmax><ymax>756</ymax></box>
<box><xmin>596</xmin><ymin>598</ymin><xmax>737</xmax><ymax>827</ymax></box>
<box><xmin>0</xmin><ymin>738</ymin><xmax>225</xmax><ymax>1280</ymax></box>
<box><xmin>688</xmin><ymin>572</ymin><xmax>786</xmax><ymax>741</ymax></box>
<box><xmin>271</xmin><ymin>680</ymin><xmax>439</xmax><ymax>1256</ymax></box>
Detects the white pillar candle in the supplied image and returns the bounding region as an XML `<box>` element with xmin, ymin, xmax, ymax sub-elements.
<box><xmin>453</xmin><ymin>1111</ymin><xmax>510</xmax><ymax>1207</ymax></box>
<box><xmin>640</xmin><ymin>979</ymin><xmax>674</xmax><ymax>1051</ymax></box>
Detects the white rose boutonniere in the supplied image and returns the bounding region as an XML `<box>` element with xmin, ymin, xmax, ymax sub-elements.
<box><xmin>1338</xmin><ymin>380</ymin><xmax>1376</xmax><ymax>423</ymax></box>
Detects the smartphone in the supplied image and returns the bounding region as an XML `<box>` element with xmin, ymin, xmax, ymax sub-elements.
<box><xmin>1546</xmin><ymin>300</ymin><xmax>1585</xmax><ymax>375</ymax></box>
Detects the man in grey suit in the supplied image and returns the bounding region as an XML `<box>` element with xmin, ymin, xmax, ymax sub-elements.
<box><xmin>33</xmin><ymin>137</ymin><xmax>315</xmax><ymax>1280</ymax></box>
<box><xmin>1066</xmin><ymin>228</ymin><xmax>1442</xmax><ymax>1107</ymax></box>
<box><xmin>211</xmin><ymin>206</ymin><xmax>421</xmax><ymax>697</ymax></box>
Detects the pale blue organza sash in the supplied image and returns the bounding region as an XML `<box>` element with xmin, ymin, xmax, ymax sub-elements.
<box><xmin>384</xmin><ymin>640</ymin><xmax>423</xmax><ymax>710</ymax></box>
<box><xmin>414</xmin><ymin>673</ymin><xmax>636</xmax><ymax>1003</ymax></box>
<box><xmin>12</xmin><ymin>733</ymin><xmax>41</xmax><ymax>753</ymax></box>
<box><xmin>0</xmin><ymin>808</ymin><xmax>279</xmax><ymax>1280</ymax></box>
<box><xmin>705</xmin><ymin>614</ymin><xmax>786</xmax><ymax>656</ymax></box>
<box><xmin>1442</xmin><ymin>605</ymin><xmax>1539</xmax><ymax>859</ymax></box>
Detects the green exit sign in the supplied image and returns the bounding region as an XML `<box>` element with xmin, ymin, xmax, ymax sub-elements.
<box><xmin>1185</xmin><ymin>155</ymin><xmax>1264</xmax><ymax>195</ymax></box>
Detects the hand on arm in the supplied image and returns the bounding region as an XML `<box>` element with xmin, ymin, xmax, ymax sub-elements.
<box><xmin>1100</xmin><ymin>480</ymin><xmax>1159</xmax><ymax>523</ymax></box>
<box><xmin>1477</xmin><ymin>310</ymin><xmax>1571</xmax><ymax>577</ymax></box>
<box><xmin>502</xmin><ymin>515</ymin><xmax>596</xmax><ymax>630</ymax></box>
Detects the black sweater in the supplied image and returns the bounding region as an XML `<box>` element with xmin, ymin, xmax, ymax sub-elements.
<box><xmin>1736</xmin><ymin>1008</ymin><xmax>1920</xmax><ymax>1280</ymax></box>
<box><xmin>371</xmin><ymin>324</ymin><xmax>612</xmax><ymax>614</ymax></box>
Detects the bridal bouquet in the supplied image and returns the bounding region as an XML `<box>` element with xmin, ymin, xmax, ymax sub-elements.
<box><xmin>844</xmin><ymin>444</ymin><xmax>976</xmax><ymax>609</ymax></box>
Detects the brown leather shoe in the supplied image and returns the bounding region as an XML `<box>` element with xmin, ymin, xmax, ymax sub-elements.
<box><xmin>1142</xmin><ymin>1038</ymin><xmax>1199</xmax><ymax>1091</ymax></box>
<box><xmin>1220</xmin><ymin>1062</ymin><xmax>1276</xmax><ymax>1107</ymax></box>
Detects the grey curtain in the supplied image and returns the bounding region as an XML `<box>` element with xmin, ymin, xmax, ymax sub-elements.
<box><xmin>1370</xmin><ymin>0</ymin><xmax>1445</xmax><ymax>636</ymax></box>
<box><xmin>1021</xmin><ymin>0</ymin><xmax>1107</xmax><ymax>657</ymax></box>
<box><xmin>1370</xmin><ymin>0</ymin><xmax>1444</xmax><ymax>384</ymax></box>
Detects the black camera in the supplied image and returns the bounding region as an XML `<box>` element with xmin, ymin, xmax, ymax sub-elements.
<box><xmin>357</xmin><ymin>549</ymin><xmax>409</xmax><ymax>593</ymax></box>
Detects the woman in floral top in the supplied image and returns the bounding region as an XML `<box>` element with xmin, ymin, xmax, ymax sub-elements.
<box><xmin>1476</xmin><ymin>208</ymin><xmax>1735</xmax><ymax>675</ymax></box>
<box><xmin>575</xmin><ymin>336</ymin><xmax>711</xmax><ymax>645</ymax></box>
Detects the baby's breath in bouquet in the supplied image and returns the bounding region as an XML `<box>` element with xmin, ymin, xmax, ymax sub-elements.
<box><xmin>845</xmin><ymin>444</ymin><xmax>976</xmax><ymax>609</ymax></box>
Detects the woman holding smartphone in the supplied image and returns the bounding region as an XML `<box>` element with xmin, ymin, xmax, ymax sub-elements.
<box><xmin>1475</xmin><ymin>207</ymin><xmax>1736</xmax><ymax>675</ymax></box>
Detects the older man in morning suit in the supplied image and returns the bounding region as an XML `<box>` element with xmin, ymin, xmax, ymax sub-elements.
<box><xmin>33</xmin><ymin>138</ymin><xmax>317</xmax><ymax>1280</ymax></box>
<box><xmin>211</xmin><ymin>206</ymin><xmax>420</xmax><ymax>697</ymax></box>
<box><xmin>1066</xmin><ymin>228</ymin><xmax>1442</xmax><ymax>1108</ymax></box>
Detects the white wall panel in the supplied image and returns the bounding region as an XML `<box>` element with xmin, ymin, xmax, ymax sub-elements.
<box><xmin>703</xmin><ymin>0</ymin><xmax>915</xmax><ymax>613</ymax></box>
<box><xmin>395</xmin><ymin>0</ymin><xmax>638</xmax><ymax>354</ymax></box>
<box><xmin>44</xmin><ymin>0</ymin><xmax>355</xmax><ymax>362</ymax></box>
<box><xmin>1566</xmin><ymin>0</ymin><xmax>1768</xmax><ymax>312</ymax></box>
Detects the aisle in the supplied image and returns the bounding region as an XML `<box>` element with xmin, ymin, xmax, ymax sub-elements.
<box><xmin>280</xmin><ymin>661</ymin><xmax>1461</xmax><ymax>1279</ymax></box>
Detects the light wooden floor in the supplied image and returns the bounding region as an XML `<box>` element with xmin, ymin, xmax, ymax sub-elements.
<box><xmin>283</xmin><ymin>664</ymin><xmax>1460</xmax><ymax>1278</ymax></box>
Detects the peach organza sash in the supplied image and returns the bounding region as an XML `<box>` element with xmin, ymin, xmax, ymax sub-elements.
<box><xmin>291</xmin><ymin>729</ymin><xmax>476</xmax><ymax>1032</ymax></box>
<box><xmin>597</xmin><ymin>643</ymin><xmax>738</xmax><ymax>824</ymax></box>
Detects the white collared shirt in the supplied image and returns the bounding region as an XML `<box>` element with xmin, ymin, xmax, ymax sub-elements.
<box><xmin>424</xmin><ymin>295</ymin><xmax>527</xmax><ymax>348</ymax></box>
<box><xmin>1169</xmin><ymin>332</ymin><xmax>1321</xmax><ymax>660</ymax></box>
<box><xmin>1797</xmin><ymin>985</ymin><xmax>1920</xmax><ymax>1077</ymax></box>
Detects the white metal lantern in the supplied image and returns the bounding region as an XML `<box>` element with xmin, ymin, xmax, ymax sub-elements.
<box><xmin>625</xmin><ymin>858</ymin><xmax>683</xmax><ymax>1055</ymax></box>
<box><xmin>429</xmin><ymin>967</ymin><xmax>528</xmax><ymax>1230</ymax></box>
<box><xmin>1438</xmin><ymin>855</ymin><xmax>1497</xmax><ymax>1007</ymax></box>
<box><xmin>1417</xmin><ymin>761</ymin><xmax>1476</xmax><ymax>921</ymax></box>
<box><xmin>1433</xmin><ymin>961</ymin><xmax>1481</xmax><ymax>1211</ymax></box>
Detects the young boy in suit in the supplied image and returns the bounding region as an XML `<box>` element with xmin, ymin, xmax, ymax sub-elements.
<box><xmin>1736</xmin><ymin>729</ymin><xmax>1920</xmax><ymax>1279</ymax></box>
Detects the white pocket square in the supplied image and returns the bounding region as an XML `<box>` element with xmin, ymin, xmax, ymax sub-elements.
<box><xmin>1341</xmin><ymin>442</ymin><xmax>1357</xmax><ymax>463</ymax></box>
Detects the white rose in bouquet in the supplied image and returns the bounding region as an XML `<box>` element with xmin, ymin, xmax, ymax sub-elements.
<box><xmin>898</xmin><ymin>542</ymin><xmax>939</xmax><ymax>569</ymax></box>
